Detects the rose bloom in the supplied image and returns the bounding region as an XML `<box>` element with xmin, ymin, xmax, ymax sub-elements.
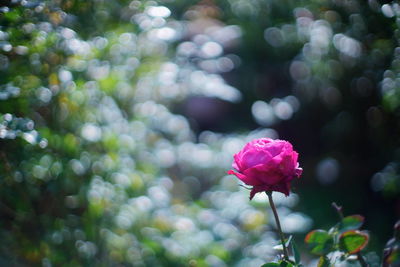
<box><xmin>228</xmin><ymin>138</ymin><xmax>302</xmax><ymax>199</ymax></box>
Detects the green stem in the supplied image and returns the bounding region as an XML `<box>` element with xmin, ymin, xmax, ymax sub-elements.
<box><xmin>266</xmin><ymin>191</ymin><xmax>290</xmax><ymax>261</ymax></box>
<box><xmin>332</xmin><ymin>202</ymin><xmax>344</xmax><ymax>219</ymax></box>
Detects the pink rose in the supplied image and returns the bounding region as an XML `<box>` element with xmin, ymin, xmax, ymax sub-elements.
<box><xmin>228</xmin><ymin>138</ymin><xmax>302</xmax><ymax>200</ymax></box>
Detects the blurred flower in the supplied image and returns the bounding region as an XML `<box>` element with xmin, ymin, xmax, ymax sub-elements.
<box><xmin>228</xmin><ymin>138</ymin><xmax>302</xmax><ymax>199</ymax></box>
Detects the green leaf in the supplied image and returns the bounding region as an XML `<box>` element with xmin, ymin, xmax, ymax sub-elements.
<box><xmin>290</xmin><ymin>240</ymin><xmax>301</xmax><ymax>264</ymax></box>
<box><xmin>384</xmin><ymin>249</ymin><xmax>400</xmax><ymax>266</ymax></box>
<box><xmin>317</xmin><ymin>256</ymin><xmax>330</xmax><ymax>267</ymax></box>
<box><xmin>261</xmin><ymin>260</ymin><xmax>295</xmax><ymax>267</ymax></box>
<box><xmin>279</xmin><ymin>261</ymin><xmax>294</xmax><ymax>267</ymax></box>
<box><xmin>339</xmin><ymin>230</ymin><xmax>369</xmax><ymax>254</ymax></box>
<box><xmin>305</xmin><ymin>230</ymin><xmax>334</xmax><ymax>255</ymax></box>
<box><xmin>339</xmin><ymin>215</ymin><xmax>364</xmax><ymax>233</ymax></box>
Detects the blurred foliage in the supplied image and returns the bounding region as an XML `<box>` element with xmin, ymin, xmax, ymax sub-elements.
<box><xmin>0</xmin><ymin>0</ymin><xmax>399</xmax><ymax>266</ymax></box>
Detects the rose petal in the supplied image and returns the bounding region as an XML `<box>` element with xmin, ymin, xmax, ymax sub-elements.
<box><xmin>249</xmin><ymin>181</ymin><xmax>291</xmax><ymax>199</ymax></box>
<box><xmin>295</xmin><ymin>167</ymin><xmax>303</xmax><ymax>177</ymax></box>
<box><xmin>272</xmin><ymin>181</ymin><xmax>291</xmax><ymax>196</ymax></box>
<box><xmin>291</xmin><ymin>151</ymin><xmax>299</xmax><ymax>167</ymax></box>
<box><xmin>264</xmin><ymin>140</ymin><xmax>287</xmax><ymax>157</ymax></box>
<box><xmin>232</xmin><ymin>153</ymin><xmax>241</xmax><ymax>170</ymax></box>
<box><xmin>239</xmin><ymin>149</ymin><xmax>273</xmax><ymax>171</ymax></box>
<box><xmin>227</xmin><ymin>170</ymin><xmax>260</xmax><ymax>186</ymax></box>
<box><xmin>243</xmin><ymin>164</ymin><xmax>283</xmax><ymax>185</ymax></box>
<box><xmin>278</xmin><ymin>154</ymin><xmax>296</xmax><ymax>175</ymax></box>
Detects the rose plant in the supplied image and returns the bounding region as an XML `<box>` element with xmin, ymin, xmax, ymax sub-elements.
<box><xmin>228</xmin><ymin>138</ymin><xmax>397</xmax><ymax>267</ymax></box>
<box><xmin>228</xmin><ymin>138</ymin><xmax>303</xmax><ymax>265</ymax></box>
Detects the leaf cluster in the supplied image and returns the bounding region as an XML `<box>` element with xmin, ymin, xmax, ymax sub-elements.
<box><xmin>304</xmin><ymin>204</ymin><xmax>375</xmax><ymax>266</ymax></box>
